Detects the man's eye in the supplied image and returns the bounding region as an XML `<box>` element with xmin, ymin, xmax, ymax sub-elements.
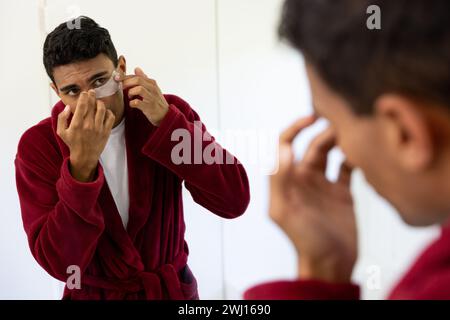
<box><xmin>93</xmin><ymin>78</ymin><xmax>107</xmax><ymax>88</ymax></box>
<box><xmin>67</xmin><ymin>89</ymin><xmax>79</xmax><ymax>97</ymax></box>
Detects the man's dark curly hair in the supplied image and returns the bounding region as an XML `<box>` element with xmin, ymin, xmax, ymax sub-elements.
<box><xmin>43</xmin><ymin>16</ymin><xmax>118</xmax><ymax>83</ymax></box>
<box><xmin>279</xmin><ymin>0</ymin><xmax>450</xmax><ymax>114</ymax></box>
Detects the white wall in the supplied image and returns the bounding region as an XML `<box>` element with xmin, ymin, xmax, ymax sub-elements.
<box><xmin>0</xmin><ymin>0</ymin><xmax>439</xmax><ymax>300</ymax></box>
<box><xmin>0</xmin><ymin>0</ymin><xmax>64</xmax><ymax>299</ymax></box>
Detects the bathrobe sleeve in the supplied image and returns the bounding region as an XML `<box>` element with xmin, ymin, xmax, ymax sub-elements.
<box><xmin>243</xmin><ymin>279</ymin><xmax>360</xmax><ymax>300</ymax></box>
<box><xmin>141</xmin><ymin>95</ymin><xmax>250</xmax><ymax>219</ymax></box>
<box><xmin>243</xmin><ymin>224</ymin><xmax>450</xmax><ymax>300</ymax></box>
<box><xmin>15</xmin><ymin>126</ymin><xmax>105</xmax><ymax>281</ymax></box>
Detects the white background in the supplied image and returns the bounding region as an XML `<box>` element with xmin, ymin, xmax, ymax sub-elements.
<box><xmin>0</xmin><ymin>0</ymin><xmax>439</xmax><ymax>299</ymax></box>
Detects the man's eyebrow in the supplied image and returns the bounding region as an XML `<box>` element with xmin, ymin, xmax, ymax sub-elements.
<box><xmin>59</xmin><ymin>71</ymin><xmax>109</xmax><ymax>92</ymax></box>
<box><xmin>59</xmin><ymin>84</ymin><xmax>79</xmax><ymax>92</ymax></box>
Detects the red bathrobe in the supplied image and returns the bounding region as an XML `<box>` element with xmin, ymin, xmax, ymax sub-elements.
<box><xmin>15</xmin><ymin>93</ymin><xmax>250</xmax><ymax>300</ymax></box>
<box><xmin>244</xmin><ymin>223</ymin><xmax>450</xmax><ymax>300</ymax></box>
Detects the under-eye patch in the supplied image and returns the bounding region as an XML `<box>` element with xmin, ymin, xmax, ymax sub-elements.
<box><xmin>94</xmin><ymin>70</ymin><xmax>122</xmax><ymax>98</ymax></box>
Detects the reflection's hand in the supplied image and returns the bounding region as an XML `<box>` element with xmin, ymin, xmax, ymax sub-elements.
<box><xmin>118</xmin><ymin>67</ymin><xmax>169</xmax><ymax>127</ymax></box>
<box><xmin>270</xmin><ymin>116</ymin><xmax>357</xmax><ymax>283</ymax></box>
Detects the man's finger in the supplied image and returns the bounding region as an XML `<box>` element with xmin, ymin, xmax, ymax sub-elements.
<box><xmin>134</xmin><ymin>67</ymin><xmax>148</xmax><ymax>78</ymax></box>
<box><xmin>122</xmin><ymin>76</ymin><xmax>157</xmax><ymax>91</ymax></box>
<box><xmin>273</xmin><ymin>116</ymin><xmax>315</xmax><ymax>180</ymax></box>
<box><xmin>274</xmin><ymin>144</ymin><xmax>295</xmax><ymax>179</ymax></box>
<box><xmin>129</xmin><ymin>99</ymin><xmax>145</xmax><ymax>109</ymax></box>
<box><xmin>82</xmin><ymin>90</ymin><xmax>96</xmax><ymax>127</ymax></box>
<box><xmin>95</xmin><ymin>100</ymin><xmax>106</xmax><ymax>129</ymax></box>
<box><xmin>115</xmin><ymin>73</ymin><xmax>136</xmax><ymax>81</ymax></box>
<box><xmin>71</xmin><ymin>92</ymin><xmax>89</xmax><ymax>127</ymax></box>
<box><xmin>87</xmin><ymin>89</ymin><xmax>97</xmax><ymax>115</ymax></box>
<box><xmin>57</xmin><ymin>105</ymin><xmax>71</xmax><ymax>134</ymax></box>
<box><xmin>302</xmin><ymin>127</ymin><xmax>336</xmax><ymax>172</ymax></box>
<box><xmin>337</xmin><ymin>160</ymin><xmax>354</xmax><ymax>187</ymax></box>
<box><xmin>127</xmin><ymin>85</ymin><xmax>151</xmax><ymax>100</ymax></box>
<box><xmin>121</xmin><ymin>76</ymin><xmax>148</xmax><ymax>90</ymax></box>
<box><xmin>279</xmin><ymin>115</ymin><xmax>317</xmax><ymax>145</ymax></box>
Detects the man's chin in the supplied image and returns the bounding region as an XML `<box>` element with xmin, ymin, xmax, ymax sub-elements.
<box><xmin>397</xmin><ymin>209</ymin><xmax>442</xmax><ymax>227</ymax></box>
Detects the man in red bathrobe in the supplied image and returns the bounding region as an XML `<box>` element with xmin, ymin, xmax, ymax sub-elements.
<box><xmin>245</xmin><ymin>0</ymin><xmax>450</xmax><ymax>299</ymax></box>
<box><xmin>15</xmin><ymin>16</ymin><xmax>250</xmax><ymax>300</ymax></box>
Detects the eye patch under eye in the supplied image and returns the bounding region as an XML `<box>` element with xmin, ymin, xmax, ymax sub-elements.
<box><xmin>94</xmin><ymin>70</ymin><xmax>122</xmax><ymax>98</ymax></box>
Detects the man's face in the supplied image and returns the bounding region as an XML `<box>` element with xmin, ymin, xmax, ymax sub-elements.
<box><xmin>305</xmin><ymin>63</ymin><xmax>450</xmax><ymax>226</ymax></box>
<box><xmin>51</xmin><ymin>53</ymin><xmax>126</xmax><ymax>127</ymax></box>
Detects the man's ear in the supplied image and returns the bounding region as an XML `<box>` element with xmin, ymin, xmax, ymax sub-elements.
<box><xmin>118</xmin><ymin>55</ymin><xmax>126</xmax><ymax>76</ymax></box>
<box><xmin>374</xmin><ymin>94</ymin><xmax>434</xmax><ymax>172</ymax></box>
<box><xmin>50</xmin><ymin>82</ymin><xmax>61</xmax><ymax>98</ymax></box>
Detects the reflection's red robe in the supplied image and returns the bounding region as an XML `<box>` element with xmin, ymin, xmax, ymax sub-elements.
<box><xmin>15</xmin><ymin>93</ymin><xmax>250</xmax><ymax>300</ymax></box>
<box><xmin>244</xmin><ymin>224</ymin><xmax>450</xmax><ymax>300</ymax></box>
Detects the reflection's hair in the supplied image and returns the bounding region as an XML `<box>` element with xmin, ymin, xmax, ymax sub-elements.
<box><xmin>279</xmin><ymin>0</ymin><xmax>450</xmax><ymax>114</ymax></box>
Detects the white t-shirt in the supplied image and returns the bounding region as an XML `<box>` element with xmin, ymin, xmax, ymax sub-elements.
<box><xmin>99</xmin><ymin>117</ymin><xmax>129</xmax><ymax>228</ymax></box>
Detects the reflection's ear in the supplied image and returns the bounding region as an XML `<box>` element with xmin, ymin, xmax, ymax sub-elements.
<box><xmin>50</xmin><ymin>82</ymin><xmax>60</xmax><ymax>98</ymax></box>
<box><xmin>118</xmin><ymin>55</ymin><xmax>127</xmax><ymax>75</ymax></box>
<box><xmin>375</xmin><ymin>94</ymin><xmax>434</xmax><ymax>172</ymax></box>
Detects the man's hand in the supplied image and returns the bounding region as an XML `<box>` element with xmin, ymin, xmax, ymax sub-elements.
<box><xmin>118</xmin><ymin>67</ymin><xmax>169</xmax><ymax>127</ymax></box>
<box><xmin>270</xmin><ymin>115</ymin><xmax>357</xmax><ymax>283</ymax></box>
<box><xmin>57</xmin><ymin>90</ymin><xmax>115</xmax><ymax>182</ymax></box>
